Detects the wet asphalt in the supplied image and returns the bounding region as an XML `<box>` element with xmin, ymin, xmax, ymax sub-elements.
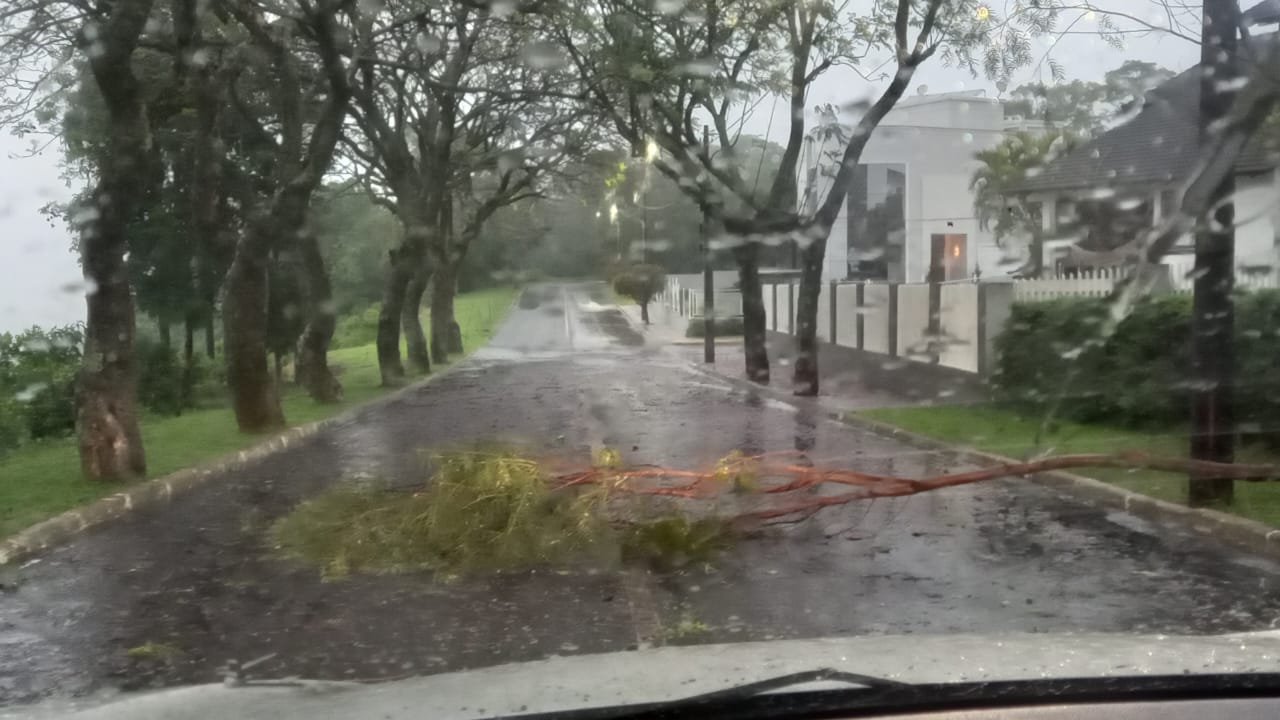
<box><xmin>3</xmin><ymin>281</ymin><xmax>1280</xmax><ymax>706</ymax></box>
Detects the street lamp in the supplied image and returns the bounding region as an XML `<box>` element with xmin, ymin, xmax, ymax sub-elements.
<box><xmin>609</xmin><ymin>202</ymin><xmax>620</xmax><ymax>258</ymax></box>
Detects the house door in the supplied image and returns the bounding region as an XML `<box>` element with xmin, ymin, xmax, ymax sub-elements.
<box><xmin>929</xmin><ymin>233</ymin><xmax>968</xmax><ymax>281</ymax></box>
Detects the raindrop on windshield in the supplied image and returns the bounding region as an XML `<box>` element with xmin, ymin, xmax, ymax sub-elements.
<box><xmin>677</xmin><ymin>58</ymin><xmax>717</xmax><ymax>77</ymax></box>
<box><xmin>416</xmin><ymin>33</ymin><xmax>443</xmax><ymax>54</ymax></box>
<box><xmin>520</xmin><ymin>41</ymin><xmax>567</xmax><ymax>70</ymax></box>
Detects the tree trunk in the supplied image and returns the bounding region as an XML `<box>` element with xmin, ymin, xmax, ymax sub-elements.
<box><xmin>640</xmin><ymin>302</ymin><xmax>650</xmax><ymax>325</ymax></box>
<box><xmin>1188</xmin><ymin>0</ymin><xmax>1239</xmax><ymax>507</ymax></box>
<box><xmin>205</xmin><ymin>319</ymin><xmax>215</xmax><ymax>358</ymax></box>
<box><xmin>401</xmin><ymin>265</ymin><xmax>431</xmax><ymax>374</ymax></box>
<box><xmin>791</xmin><ymin>238</ymin><xmax>825</xmax><ymax>396</ymax></box>
<box><xmin>223</xmin><ymin>232</ymin><xmax>286</xmax><ymax>433</ymax></box>
<box><xmin>181</xmin><ymin>315</ymin><xmax>196</xmax><ymax>409</ymax></box>
<box><xmin>295</xmin><ymin>230</ymin><xmax>342</xmax><ymax>402</ymax></box>
<box><xmin>379</xmin><ymin>222</ymin><xmax>431</xmax><ymax>386</ymax></box>
<box><xmin>377</xmin><ymin>247</ymin><xmax>413</xmax><ymax>385</ymax></box>
<box><xmin>77</xmin><ymin>199</ymin><xmax>148</xmax><ymax>481</ymax></box>
<box><xmin>74</xmin><ymin>0</ymin><xmax>156</xmax><ymax>481</ymax></box>
<box><xmin>158</xmin><ymin>320</ymin><xmax>171</xmax><ymax>350</ymax></box>
<box><xmin>733</xmin><ymin>243</ymin><xmax>770</xmax><ymax>384</ymax></box>
<box><xmin>430</xmin><ymin>260</ymin><xmax>459</xmax><ymax>363</ymax></box>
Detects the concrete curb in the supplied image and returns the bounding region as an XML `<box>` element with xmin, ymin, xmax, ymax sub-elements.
<box><xmin>677</xmin><ymin>360</ymin><xmax>1280</xmax><ymax>561</ymax></box>
<box><xmin>0</xmin><ymin>292</ymin><xmax>523</xmax><ymax>567</ymax></box>
<box><xmin>841</xmin><ymin>413</ymin><xmax>1280</xmax><ymax>561</ymax></box>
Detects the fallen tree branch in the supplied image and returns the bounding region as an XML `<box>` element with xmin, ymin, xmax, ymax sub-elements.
<box><xmin>549</xmin><ymin>451</ymin><xmax>1280</xmax><ymax>525</ymax></box>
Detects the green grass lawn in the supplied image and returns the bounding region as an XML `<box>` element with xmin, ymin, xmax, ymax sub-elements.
<box><xmin>858</xmin><ymin>404</ymin><xmax>1280</xmax><ymax>528</ymax></box>
<box><xmin>0</xmin><ymin>287</ymin><xmax>516</xmax><ymax>537</ymax></box>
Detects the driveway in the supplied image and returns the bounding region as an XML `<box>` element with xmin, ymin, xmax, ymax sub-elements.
<box><xmin>3</xmin><ymin>281</ymin><xmax>1280</xmax><ymax>705</ymax></box>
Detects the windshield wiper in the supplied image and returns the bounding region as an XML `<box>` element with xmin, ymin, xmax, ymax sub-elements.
<box><xmin>662</xmin><ymin>668</ymin><xmax>907</xmax><ymax>704</ymax></box>
<box><xmin>514</xmin><ymin>668</ymin><xmax>907</xmax><ymax>720</ymax></box>
<box><xmin>512</xmin><ymin>672</ymin><xmax>1280</xmax><ymax>720</ymax></box>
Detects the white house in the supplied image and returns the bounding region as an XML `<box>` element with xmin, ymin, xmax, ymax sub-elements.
<box><xmin>1011</xmin><ymin>63</ymin><xmax>1280</xmax><ymax>281</ymax></box>
<box><xmin>799</xmin><ymin>90</ymin><xmax>1013</xmax><ymax>283</ymax></box>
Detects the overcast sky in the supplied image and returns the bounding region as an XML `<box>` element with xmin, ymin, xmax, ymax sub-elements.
<box><xmin>0</xmin><ymin>1</ymin><xmax>1206</xmax><ymax>333</ymax></box>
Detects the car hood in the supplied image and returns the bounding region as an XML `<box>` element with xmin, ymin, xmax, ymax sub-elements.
<box><xmin>23</xmin><ymin>631</ymin><xmax>1280</xmax><ymax>720</ymax></box>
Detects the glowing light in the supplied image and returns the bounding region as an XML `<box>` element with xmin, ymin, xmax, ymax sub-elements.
<box><xmin>976</xmin><ymin>5</ymin><xmax>989</xmax><ymax>20</ymax></box>
<box><xmin>644</xmin><ymin>139</ymin><xmax>659</xmax><ymax>163</ymax></box>
<box><xmin>609</xmin><ymin>203</ymin><xmax>619</xmax><ymax>222</ymax></box>
<box><xmin>952</xmin><ymin>244</ymin><xmax>961</xmax><ymax>257</ymax></box>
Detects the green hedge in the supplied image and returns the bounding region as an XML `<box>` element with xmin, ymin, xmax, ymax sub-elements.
<box><xmin>993</xmin><ymin>291</ymin><xmax>1280</xmax><ymax>443</ymax></box>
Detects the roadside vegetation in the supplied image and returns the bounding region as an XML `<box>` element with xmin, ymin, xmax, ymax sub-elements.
<box><xmin>858</xmin><ymin>291</ymin><xmax>1280</xmax><ymax>527</ymax></box>
<box><xmin>859</xmin><ymin>404</ymin><xmax>1280</xmax><ymax>528</ymax></box>
<box><xmin>0</xmin><ymin>288</ymin><xmax>514</xmax><ymax>536</ymax></box>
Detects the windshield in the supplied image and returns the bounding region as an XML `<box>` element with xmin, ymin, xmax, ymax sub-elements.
<box><xmin>3</xmin><ymin>0</ymin><xmax>1280</xmax><ymax>714</ymax></box>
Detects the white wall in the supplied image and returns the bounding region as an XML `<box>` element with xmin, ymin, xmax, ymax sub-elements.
<box><xmin>1231</xmin><ymin>172</ymin><xmax>1278</xmax><ymax>268</ymax></box>
<box><xmin>862</xmin><ymin>284</ymin><xmax>891</xmax><ymax>354</ymax></box>
<box><xmin>815</xmin><ymin>283</ymin><xmax>831</xmax><ymax>341</ymax></box>
<box><xmin>816</xmin><ymin>92</ymin><xmax>1004</xmax><ymax>283</ymax></box>
<box><xmin>896</xmin><ymin>284</ymin><xmax>931</xmax><ymax>360</ymax></box>
<box><xmin>763</xmin><ymin>284</ymin><xmax>775</xmax><ymax>331</ymax></box>
<box><xmin>939</xmin><ymin>283</ymin><xmax>980</xmax><ymax>373</ymax></box>
<box><xmin>776</xmin><ymin>284</ymin><xmax>793</xmax><ymax>333</ymax></box>
<box><xmin>834</xmin><ymin>284</ymin><xmax>859</xmax><ymax>345</ymax></box>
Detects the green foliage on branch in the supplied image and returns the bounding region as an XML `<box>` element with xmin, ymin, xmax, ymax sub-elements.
<box><xmin>0</xmin><ymin>325</ymin><xmax>83</xmax><ymax>453</ymax></box>
<box><xmin>272</xmin><ymin>449</ymin><xmax>615</xmax><ymax>577</ymax></box>
<box><xmin>271</xmin><ymin>447</ymin><xmax>737</xmax><ymax>578</ymax></box>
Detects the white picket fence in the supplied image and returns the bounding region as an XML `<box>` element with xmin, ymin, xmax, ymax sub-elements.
<box><xmin>1013</xmin><ymin>265</ymin><xmax>1280</xmax><ymax>302</ymax></box>
<box><xmin>1013</xmin><ymin>268</ymin><xmax>1124</xmax><ymax>302</ymax></box>
<box><xmin>660</xmin><ymin>276</ymin><xmax>744</xmax><ymax>319</ymax></box>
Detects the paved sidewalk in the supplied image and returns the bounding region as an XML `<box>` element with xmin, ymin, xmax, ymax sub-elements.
<box><xmin>617</xmin><ymin>301</ymin><xmax>984</xmax><ymax>412</ymax></box>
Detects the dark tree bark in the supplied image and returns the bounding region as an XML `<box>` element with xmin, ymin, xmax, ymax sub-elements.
<box><xmin>182</xmin><ymin>315</ymin><xmax>196</xmax><ymax>408</ymax></box>
<box><xmin>74</xmin><ymin>0</ymin><xmax>157</xmax><ymax>481</ymax></box>
<box><xmin>1188</xmin><ymin>0</ymin><xmax>1239</xmax><ymax>506</ymax></box>
<box><xmin>639</xmin><ymin>302</ymin><xmax>650</xmax><ymax>325</ymax></box>
<box><xmin>401</xmin><ymin>264</ymin><xmax>431</xmax><ymax>374</ymax></box>
<box><xmin>204</xmin><ymin>321</ymin><xmax>215</xmax><ymax>359</ymax></box>
<box><xmin>223</xmin><ymin>231</ymin><xmax>286</xmax><ymax>432</ymax></box>
<box><xmin>733</xmin><ymin>243</ymin><xmax>770</xmax><ymax>383</ymax></box>
<box><xmin>295</xmin><ymin>230</ymin><xmax>342</xmax><ymax>402</ymax></box>
<box><xmin>377</xmin><ymin>245</ymin><xmax>412</xmax><ymax>385</ymax></box>
<box><xmin>158</xmin><ymin>320</ymin><xmax>171</xmax><ymax>349</ymax></box>
<box><xmin>430</xmin><ymin>260</ymin><xmax>459</xmax><ymax>363</ymax></box>
<box><xmin>222</xmin><ymin>0</ymin><xmax>349</xmax><ymax>424</ymax></box>
<box><xmin>791</xmin><ymin>238</ymin><xmax>826</xmax><ymax>396</ymax></box>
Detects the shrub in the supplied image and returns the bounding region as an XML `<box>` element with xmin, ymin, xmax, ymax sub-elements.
<box><xmin>685</xmin><ymin>316</ymin><xmax>745</xmax><ymax>338</ymax></box>
<box><xmin>993</xmin><ymin>290</ymin><xmax>1278</xmax><ymax>433</ymax></box>
<box><xmin>331</xmin><ymin>304</ymin><xmax>381</xmax><ymax>349</ymax></box>
<box><xmin>0</xmin><ymin>325</ymin><xmax>83</xmax><ymax>446</ymax></box>
<box><xmin>612</xmin><ymin>263</ymin><xmax>666</xmax><ymax>324</ymax></box>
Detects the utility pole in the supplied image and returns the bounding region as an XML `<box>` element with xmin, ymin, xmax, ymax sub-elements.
<box><xmin>1188</xmin><ymin>0</ymin><xmax>1239</xmax><ymax>507</ymax></box>
<box><xmin>702</xmin><ymin>127</ymin><xmax>715</xmax><ymax>363</ymax></box>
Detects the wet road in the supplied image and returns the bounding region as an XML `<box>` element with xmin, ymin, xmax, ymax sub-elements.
<box><xmin>3</xmin><ymin>281</ymin><xmax>1280</xmax><ymax>705</ymax></box>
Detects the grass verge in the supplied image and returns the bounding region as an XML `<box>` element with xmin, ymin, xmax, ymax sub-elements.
<box><xmin>0</xmin><ymin>287</ymin><xmax>516</xmax><ymax>537</ymax></box>
<box><xmin>858</xmin><ymin>404</ymin><xmax>1280</xmax><ymax>528</ymax></box>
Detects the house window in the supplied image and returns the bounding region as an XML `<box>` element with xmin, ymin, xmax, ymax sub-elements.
<box><xmin>1055</xmin><ymin>198</ymin><xmax>1078</xmax><ymax>229</ymax></box>
<box><xmin>846</xmin><ymin>163</ymin><xmax>906</xmax><ymax>281</ymax></box>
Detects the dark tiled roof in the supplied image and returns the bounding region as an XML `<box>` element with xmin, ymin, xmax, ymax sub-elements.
<box><xmin>1012</xmin><ymin>66</ymin><xmax>1278</xmax><ymax>194</ymax></box>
